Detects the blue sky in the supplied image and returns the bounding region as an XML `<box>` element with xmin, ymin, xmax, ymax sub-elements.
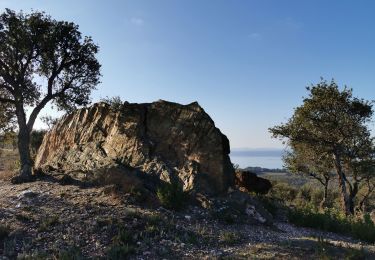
<box><xmin>1</xmin><ymin>1</ymin><xmax>375</xmax><ymax>150</ymax></box>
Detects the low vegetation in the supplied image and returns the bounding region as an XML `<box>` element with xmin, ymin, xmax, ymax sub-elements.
<box><xmin>288</xmin><ymin>207</ymin><xmax>375</xmax><ymax>243</ymax></box>
<box><xmin>156</xmin><ymin>181</ymin><xmax>187</xmax><ymax>211</ymax></box>
<box><xmin>261</xmin><ymin>173</ymin><xmax>375</xmax><ymax>243</ymax></box>
<box><xmin>0</xmin><ymin>225</ymin><xmax>9</xmax><ymax>241</ymax></box>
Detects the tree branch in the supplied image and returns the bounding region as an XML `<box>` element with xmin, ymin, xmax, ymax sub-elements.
<box><xmin>26</xmin><ymin>74</ymin><xmax>81</xmax><ymax>131</ymax></box>
<box><xmin>0</xmin><ymin>83</ymin><xmax>14</xmax><ymax>94</ymax></box>
<box><xmin>0</xmin><ymin>96</ymin><xmax>15</xmax><ymax>103</ymax></box>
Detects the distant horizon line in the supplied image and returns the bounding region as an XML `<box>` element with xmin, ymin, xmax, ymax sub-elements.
<box><xmin>230</xmin><ymin>147</ymin><xmax>286</xmax><ymax>157</ymax></box>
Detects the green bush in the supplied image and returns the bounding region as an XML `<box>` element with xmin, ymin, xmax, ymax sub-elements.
<box><xmin>350</xmin><ymin>214</ymin><xmax>375</xmax><ymax>243</ymax></box>
<box><xmin>106</xmin><ymin>245</ymin><xmax>135</xmax><ymax>260</ymax></box>
<box><xmin>38</xmin><ymin>215</ymin><xmax>59</xmax><ymax>232</ymax></box>
<box><xmin>288</xmin><ymin>207</ymin><xmax>375</xmax><ymax>243</ymax></box>
<box><xmin>156</xmin><ymin>181</ymin><xmax>187</xmax><ymax>211</ymax></box>
<box><xmin>112</xmin><ymin>228</ymin><xmax>133</xmax><ymax>246</ymax></box>
<box><xmin>219</xmin><ymin>231</ymin><xmax>240</xmax><ymax>245</ymax></box>
<box><xmin>0</xmin><ymin>225</ymin><xmax>9</xmax><ymax>240</ymax></box>
<box><xmin>268</xmin><ymin>182</ymin><xmax>298</xmax><ymax>203</ymax></box>
<box><xmin>58</xmin><ymin>246</ymin><xmax>84</xmax><ymax>260</ymax></box>
<box><xmin>107</xmin><ymin>228</ymin><xmax>136</xmax><ymax>259</ymax></box>
<box><xmin>255</xmin><ymin>195</ymin><xmax>279</xmax><ymax>216</ymax></box>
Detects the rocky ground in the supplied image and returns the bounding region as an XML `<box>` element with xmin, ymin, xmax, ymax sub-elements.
<box><xmin>1</xmin><ymin>176</ymin><xmax>374</xmax><ymax>259</ymax></box>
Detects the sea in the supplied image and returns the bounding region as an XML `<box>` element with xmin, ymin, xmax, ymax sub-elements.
<box><xmin>229</xmin><ymin>149</ymin><xmax>284</xmax><ymax>169</ymax></box>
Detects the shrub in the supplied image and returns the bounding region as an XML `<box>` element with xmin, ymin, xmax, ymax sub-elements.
<box><xmin>38</xmin><ymin>215</ymin><xmax>59</xmax><ymax>232</ymax></box>
<box><xmin>107</xmin><ymin>228</ymin><xmax>136</xmax><ymax>259</ymax></box>
<box><xmin>219</xmin><ymin>231</ymin><xmax>239</xmax><ymax>245</ymax></box>
<box><xmin>156</xmin><ymin>181</ymin><xmax>187</xmax><ymax>211</ymax></box>
<box><xmin>350</xmin><ymin>214</ymin><xmax>375</xmax><ymax>243</ymax></box>
<box><xmin>268</xmin><ymin>182</ymin><xmax>298</xmax><ymax>203</ymax></box>
<box><xmin>0</xmin><ymin>225</ymin><xmax>9</xmax><ymax>240</ymax></box>
<box><xmin>255</xmin><ymin>195</ymin><xmax>279</xmax><ymax>216</ymax></box>
<box><xmin>106</xmin><ymin>245</ymin><xmax>135</xmax><ymax>260</ymax></box>
<box><xmin>58</xmin><ymin>247</ymin><xmax>84</xmax><ymax>260</ymax></box>
<box><xmin>112</xmin><ymin>228</ymin><xmax>133</xmax><ymax>246</ymax></box>
<box><xmin>101</xmin><ymin>96</ymin><xmax>124</xmax><ymax>111</ymax></box>
<box><xmin>288</xmin><ymin>207</ymin><xmax>375</xmax><ymax>243</ymax></box>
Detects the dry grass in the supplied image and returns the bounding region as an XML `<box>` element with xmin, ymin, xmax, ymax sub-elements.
<box><xmin>0</xmin><ymin>148</ymin><xmax>19</xmax><ymax>181</ymax></box>
<box><xmin>0</xmin><ymin>170</ymin><xmax>16</xmax><ymax>181</ymax></box>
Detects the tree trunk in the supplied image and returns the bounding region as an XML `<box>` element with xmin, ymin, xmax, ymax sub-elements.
<box><xmin>334</xmin><ymin>153</ymin><xmax>352</xmax><ymax>215</ymax></box>
<box><xmin>320</xmin><ymin>183</ymin><xmax>329</xmax><ymax>210</ymax></box>
<box><xmin>358</xmin><ymin>181</ymin><xmax>373</xmax><ymax>213</ymax></box>
<box><xmin>348</xmin><ymin>193</ymin><xmax>355</xmax><ymax>215</ymax></box>
<box><xmin>13</xmin><ymin>104</ymin><xmax>33</xmax><ymax>183</ymax></box>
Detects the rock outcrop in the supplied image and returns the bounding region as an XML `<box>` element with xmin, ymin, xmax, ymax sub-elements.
<box><xmin>35</xmin><ymin>100</ymin><xmax>235</xmax><ymax>195</ymax></box>
<box><xmin>235</xmin><ymin>170</ymin><xmax>272</xmax><ymax>195</ymax></box>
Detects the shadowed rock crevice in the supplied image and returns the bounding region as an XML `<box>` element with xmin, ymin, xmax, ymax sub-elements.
<box><xmin>35</xmin><ymin>100</ymin><xmax>235</xmax><ymax>195</ymax></box>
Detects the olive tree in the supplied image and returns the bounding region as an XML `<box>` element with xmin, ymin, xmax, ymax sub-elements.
<box><xmin>0</xmin><ymin>9</ymin><xmax>101</xmax><ymax>182</ymax></box>
<box><xmin>269</xmin><ymin>79</ymin><xmax>375</xmax><ymax>215</ymax></box>
<box><xmin>284</xmin><ymin>142</ymin><xmax>334</xmax><ymax>209</ymax></box>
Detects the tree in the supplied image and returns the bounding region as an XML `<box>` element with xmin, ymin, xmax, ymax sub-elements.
<box><xmin>40</xmin><ymin>115</ymin><xmax>59</xmax><ymax>130</ymax></box>
<box><xmin>0</xmin><ymin>9</ymin><xmax>101</xmax><ymax>182</ymax></box>
<box><xmin>269</xmin><ymin>79</ymin><xmax>375</xmax><ymax>215</ymax></box>
<box><xmin>0</xmin><ymin>90</ymin><xmax>15</xmax><ymax>132</ymax></box>
<box><xmin>100</xmin><ymin>96</ymin><xmax>123</xmax><ymax>110</ymax></box>
<box><xmin>284</xmin><ymin>142</ymin><xmax>334</xmax><ymax>209</ymax></box>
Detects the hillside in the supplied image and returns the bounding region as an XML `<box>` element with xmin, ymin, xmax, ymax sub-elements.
<box><xmin>0</xmin><ymin>170</ymin><xmax>374</xmax><ymax>258</ymax></box>
<box><xmin>1</xmin><ymin>102</ymin><xmax>374</xmax><ymax>259</ymax></box>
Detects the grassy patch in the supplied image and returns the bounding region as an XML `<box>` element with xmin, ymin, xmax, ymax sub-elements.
<box><xmin>156</xmin><ymin>181</ymin><xmax>187</xmax><ymax>211</ymax></box>
<box><xmin>57</xmin><ymin>246</ymin><xmax>84</xmax><ymax>260</ymax></box>
<box><xmin>219</xmin><ymin>231</ymin><xmax>240</xmax><ymax>245</ymax></box>
<box><xmin>288</xmin><ymin>208</ymin><xmax>375</xmax><ymax>243</ymax></box>
<box><xmin>15</xmin><ymin>213</ymin><xmax>34</xmax><ymax>222</ymax></box>
<box><xmin>0</xmin><ymin>225</ymin><xmax>10</xmax><ymax>240</ymax></box>
<box><xmin>106</xmin><ymin>244</ymin><xmax>136</xmax><ymax>260</ymax></box>
<box><xmin>107</xmin><ymin>228</ymin><xmax>136</xmax><ymax>259</ymax></box>
<box><xmin>38</xmin><ymin>215</ymin><xmax>59</xmax><ymax>232</ymax></box>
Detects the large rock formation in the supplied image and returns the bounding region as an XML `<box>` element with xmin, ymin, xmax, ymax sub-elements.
<box><xmin>35</xmin><ymin>100</ymin><xmax>235</xmax><ymax>195</ymax></box>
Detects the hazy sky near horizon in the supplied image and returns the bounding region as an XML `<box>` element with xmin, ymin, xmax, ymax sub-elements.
<box><xmin>1</xmin><ymin>1</ymin><xmax>375</xmax><ymax>149</ymax></box>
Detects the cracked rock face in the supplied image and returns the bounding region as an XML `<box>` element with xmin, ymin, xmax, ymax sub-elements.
<box><xmin>35</xmin><ymin>100</ymin><xmax>235</xmax><ymax>195</ymax></box>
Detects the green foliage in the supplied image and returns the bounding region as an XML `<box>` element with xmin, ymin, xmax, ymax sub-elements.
<box><xmin>0</xmin><ymin>131</ymin><xmax>17</xmax><ymax>149</ymax></box>
<box><xmin>344</xmin><ymin>247</ymin><xmax>367</xmax><ymax>260</ymax></box>
<box><xmin>0</xmin><ymin>225</ymin><xmax>9</xmax><ymax>240</ymax></box>
<box><xmin>0</xmin><ymin>9</ymin><xmax>101</xmax><ymax>112</ymax></box>
<box><xmin>112</xmin><ymin>229</ymin><xmax>134</xmax><ymax>246</ymax></box>
<box><xmin>268</xmin><ymin>182</ymin><xmax>298</xmax><ymax>202</ymax></box>
<box><xmin>17</xmin><ymin>251</ymin><xmax>49</xmax><ymax>260</ymax></box>
<box><xmin>288</xmin><ymin>207</ymin><xmax>375</xmax><ymax>243</ymax></box>
<box><xmin>30</xmin><ymin>130</ymin><xmax>46</xmax><ymax>155</ymax></box>
<box><xmin>255</xmin><ymin>196</ymin><xmax>279</xmax><ymax>216</ymax></box>
<box><xmin>58</xmin><ymin>247</ymin><xmax>84</xmax><ymax>260</ymax></box>
<box><xmin>156</xmin><ymin>181</ymin><xmax>187</xmax><ymax>211</ymax></box>
<box><xmin>0</xmin><ymin>9</ymin><xmax>101</xmax><ymax>178</ymax></box>
<box><xmin>269</xmin><ymin>79</ymin><xmax>375</xmax><ymax>214</ymax></box>
<box><xmin>212</xmin><ymin>207</ymin><xmax>237</xmax><ymax>224</ymax></box>
<box><xmin>40</xmin><ymin>115</ymin><xmax>59</xmax><ymax>130</ymax></box>
<box><xmin>101</xmin><ymin>96</ymin><xmax>124</xmax><ymax>111</ymax></box>
<box><xmin>219</xmin><ymin>231</ymin><xmax>240</xmax><ymax>245</ymax></box>
<box><xmin>107</xmin><ymin>228</ymin><xmax>136</xmax><ymax>259</ymax></box>
<box><xmin>106</xmin><ymin>245</ymin><xmax>135</xmax><ymax>260</ymax></box>
<box><xmin>267</xmin><ymin>179</ymin><xmax>341</xmax><ymax>211</ymax></box>
<box><xmin>0</xmin><ymin>94</ymin><xmax>15</xmax><ymax>132</ymax></box>
<box><xmin>38</xmin><ymin>215</ymin><xmax>59</xmax><ymax>232</ymax></box>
